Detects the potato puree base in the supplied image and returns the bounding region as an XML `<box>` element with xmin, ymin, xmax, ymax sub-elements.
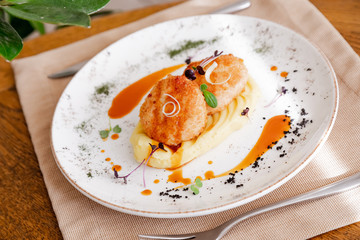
<box><xmin>130</xmin><ymin>77</ymin><xmax>260</xmax><ymax>169</ymax></box>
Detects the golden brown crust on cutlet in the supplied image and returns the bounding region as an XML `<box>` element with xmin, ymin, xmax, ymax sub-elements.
<box><xmin>140</xmin><ymin>75</ymin><xmax>207</xmax><ymax>146</ymax></box>
<box><xmin>185</xmin><ymin>54</ymin><xmax>248</xmax><ymax>115</ymax></box>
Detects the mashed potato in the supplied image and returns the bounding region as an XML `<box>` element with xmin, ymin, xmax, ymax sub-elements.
<box><xmin>130</xmin><ymin>76</ymin><xmax>260</xmax><ymax>169</ymax></box>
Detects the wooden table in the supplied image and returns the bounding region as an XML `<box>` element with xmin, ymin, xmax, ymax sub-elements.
<box><xmin>1</xmin><ymin>1</ymin><xmax>359</xmax><ymax>239</ymax></box>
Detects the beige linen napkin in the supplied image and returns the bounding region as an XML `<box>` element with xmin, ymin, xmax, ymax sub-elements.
<box><xmin>12</xmin><ymin>0</ymin><xmax>360</xmax><ymax>239</ymax></box>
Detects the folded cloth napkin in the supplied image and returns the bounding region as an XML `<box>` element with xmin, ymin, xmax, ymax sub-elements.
<box><xmin>12</xmin><ymin>0</ymin><xmax>360</xmax><ymax>239</ymax></box>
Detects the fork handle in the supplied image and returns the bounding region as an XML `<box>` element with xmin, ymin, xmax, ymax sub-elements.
<box><xmin>217</xmin><ymin>172</ymin><xmax>360</xmax><ymax>239</ymax></box>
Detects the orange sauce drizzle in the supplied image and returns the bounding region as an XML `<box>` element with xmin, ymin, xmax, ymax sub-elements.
<box><xmin>216</xmin><ymin>115</ymin><xmax>291</xmax><ymax>177</ymax></box>
<box><xmin>105</xmin><ymin>157</ymin><xmax>111</xmax><ymax>162</ymax></box>
<box><xmin>141</xmin><ymin>189</ymin><xmax>152</xmax><ymax>196</ymax></box>
<box><xmin>167</xmin><ymin>169</ymin><xmax>191</xmax><ymax>185</ymax></box>
<box><xmin>167</xmin><ymin>115</ymin><xmax>291</xmax><ymax>185</ymax></box>
<box><xmin>280</xmin><ymin>71</ymin><xmax>288</xmax><ymax>77</ymax></box>
<box><xmin>112</xmin><ymin>165</ymin><xmax>121</xmax><ymax>172</ymax></box>
<box><xmin>154</xmin><ymin>179</ymin><xmax>160</xmax><ymax>184</ymax></box>
<box><xmin>108</xmin><ymin>64</ymin><xmax>185</xmax><ymax>119</ymax></box>
<box><xmin>270</xmin><ymin>66</ymin><xmax>278</xmax><ymax>71</ymax></box>
<box><xmin>111</xmin><ymin>133</ymin><xmax>119</xmax><ymax>140</ymax></box>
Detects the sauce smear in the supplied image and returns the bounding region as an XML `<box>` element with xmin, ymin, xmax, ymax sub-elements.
<box><xmin>168</xmin><ymin>169</ymin><xmax>191</xmax><ymax>185</ymax></box>
<box><xmin>108</xmin><ymin>64</ymin><xmax>185</xmax><ymax>119</ymax></box>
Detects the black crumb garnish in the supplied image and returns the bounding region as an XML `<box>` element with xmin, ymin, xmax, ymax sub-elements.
<box><xmin>306</xmin><ymin>68</ymin><xmax>312</xmax><ymax>71</ymax></box>
<box><xmin>292</xmin><ymin>127</ymin><xmax>301</xmax><ymax>137</ymax></box>
<box><xmin>236</xmin><ymin>184</ymin><xmax>244</xmax><ymax>188</ymax></box>
<box><xmin>285</xmin><ymin>78</ymin><xmax>290</xmax><ymax>82</ymax></box>
<box><xmin>300</xmin><ymin>108</ymin><xmax>308</xmax><ymax>116</ymax></box>
<box><xmin>252</xmin><ymin>161</ymin><xmax>259</xmax><ymax>168</ymax></box>
<box><xmin>292</xmin><ymin>87</ymin><xmax>297</xmax><ymax>94</ymax></box>
<box><xmin>262</xmin><ymin>117</ymin><xmax>266</xmax><ymax>120</ymax></box>
<box><xmin>225</xmin><ymin>176</ymin><xmax>235</xmax><ymax>184</ymax></box>
<box><xmin>276</xmin><ymin>145</ymin><xmax>283</xmax><ymax>150</ymax></box>
<box><xmin>185</xmin><ymin>57</ymin><xmax>192</xmax><ymax>64</ymax></box>
<box><xmin>288</xmin><ymin>138</ymin><xmax>295</xmax><ymax>145</ymax></box>
<box><xmin>297</xmin><ymin>118</ymin><xmax>309</xmax><ymax>129</ymax></box>
<box><xmin>284</xmin><ymin>110</ymin><xmax>289</xmax><ymax>114</ymax></box>
<box><xmin>279</xmin><ymin>153</ymin><xmax>287</xmax><ymax>158</ymax></box>
<box><xmin>293</xmin><ymin>70</ymin><xmax>298</xmax><ymax>72</ymax></box>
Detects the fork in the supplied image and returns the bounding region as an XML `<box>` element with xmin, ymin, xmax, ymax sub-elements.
<box><xmin>139</xmin><ymin>172</ymin><xmax>360</xmax><ymax>240</ymax></box>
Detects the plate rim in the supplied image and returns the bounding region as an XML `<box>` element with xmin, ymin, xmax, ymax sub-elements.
<box><xmin>50</xmin><ymin>14</ymin><xmax>339</xmax><ymax>218</ymax></box>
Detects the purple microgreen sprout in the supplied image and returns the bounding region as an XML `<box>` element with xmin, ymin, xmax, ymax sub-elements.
<box><xmin>241</xmin><ymin>107</ymin><xmax>250</xmax><ymax>117</ymax></box>
<box><xmin>264</xmin><ymin>86</ymin><xmax>288</xmax><ymax>107</ymax></box>
<box><xmin>114</xmin><ymin>143</ymin><xmax>166</xmax><ymax>188</ymax></box>
<box><xmin>199</xmin><ymin>50</ymin><xmax>224</xmax><ymax>68</ymax></box>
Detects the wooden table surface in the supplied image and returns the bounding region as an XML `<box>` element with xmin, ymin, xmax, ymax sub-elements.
<box><xmin>1</xmin><ymin>0</ymin><xmax>359</xmax><ymax>239</ymax></box>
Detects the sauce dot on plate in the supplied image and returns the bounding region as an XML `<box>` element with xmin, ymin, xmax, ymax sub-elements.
<box><xmin>112</xmin><ymin>165</ymin><xmax>121</xmax><ymax>172</ymax></box>
<box><xmin>270</xmin><ymin>66</ymin><xmax>278</xmax><ymax>71</ymax></box>
<box><xmin>111</xmin><ymin>134</ymin><xmax>119</xmax><ymax>140</ymax></box>
<box><xmin>105</xmin><ymin>157</ymin><xmax>111</xmax><ymax>162</ymax></box>
<box><xmin>141</xmin><ymin>189</ymin><xmax>152</xmax><ymax>196</ymax></box>
<box><xmin>208</xmin><ymin>160</ymin><xmax>213</xmax><ymax>165</ymax></box>
<box><xmin>101</xmin><ymin>149</ymin><xmax>105</xmax><ymax>153</ymax></box>
<box><xmin>280</xmin><ymin>71</ymin><xmax>288</xmax><ymax>77</ymax></box>
<box><xmin>154</xmin><ymin>179</ymin><xmax>160</xmax><ymax>184</ymax></box>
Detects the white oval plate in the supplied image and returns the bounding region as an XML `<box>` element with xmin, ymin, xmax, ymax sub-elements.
<box><xmin>51</xmin><ymin>15</ymin><xmax>338</xmax><ymax>218</ymax></box>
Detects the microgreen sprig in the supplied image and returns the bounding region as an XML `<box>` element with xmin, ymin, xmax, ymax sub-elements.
<box><xmin>99</xmin><ymin>122</ymin><xmax>122</xmax><ymax>139</ymax></box>
<box><xmin>190</xmin><ymin>177</ymin><xmax>203</xmax><ymax>195</ymax></box>
<box><xmin>200</xmin><ymin>84</ymin><xmax>218</xmax><ymax>108</ymax></box>
<box><xmin>264</xmin><ymin>86</ymin><xmax>288</xmax><ymax>108</ymax></box>
<box><xmin>114</xmin><ymin>143</ymin><xmax>166</xmax><ymax>188</ymax></box>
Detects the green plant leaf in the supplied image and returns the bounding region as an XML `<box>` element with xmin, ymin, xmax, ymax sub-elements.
<box><xmin>0</xmin><ymin>0</ymin><xmax>29</xmax><ymax>6</ymax></box>
<box><xmin>0</xmin><ymin>16</ymin><xmax>22</xmax><ymax>60</ymax></box>
<box><xmin>99</xmin><ymin>130</ymin><xmax>109</xmax><ymax>139</ymax></box>
<box><xmin>190</xmin><ymin>185</ymin><xmax>199</xmax><ymax>195</ymax></box>
<box><xmin>113</xmin><ymin>125</ymin><xmax>121</xmax><ymax>134</ymax></box>
<box><xmin>29</xmin><ymin>20</ymin><xmax>44</xmax><ymax>34</ymax></box>
<box><xmin>25</xmin><ymin>0</ymin><xmax>110</xmax><ymax>14</ymax></box>
<box><xmin>195</xmin><ymin>178</ymin><xmax>203</xmax><ymax>188</ymax></box>
<box><xmin>4</xmin><ymin>4</ymin><xmax>91</xmax><ymax>27</ymax></box>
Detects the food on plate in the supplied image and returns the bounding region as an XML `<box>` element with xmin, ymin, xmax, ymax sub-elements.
<box><xmin>185</xmin><ymin>54</ymin><xmax>248</xmax><ymax>115</ymax></box>
<box><xmin>130</xmin><ymin>52</ymin><xmax>260</xmax><ymax>169</ymax></box>
<box><xmin>139</xmin><ymin>75</ymin><xmax>207</xmax><ymax>146</ymax></box>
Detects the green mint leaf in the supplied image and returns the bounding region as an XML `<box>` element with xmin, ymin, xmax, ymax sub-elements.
<box><xmin>0</xmin><ymin>15</ymin><xmax>22</xmax><ymax>60</ymax></box>
<box><xmin>190</xmin><ymin>185</ymin><xmax>199</xmax><ymax>195</ymax></box>
<box><xmin>99</xmin><ymin>130</ymin><xmax>109</xmax><ymax>139</ymax></box>
<box><xmin>200</xmin><ymin>83</ymin><xmax>208</xmax><ymax>92</ymax></box>
<box><xmin>113</xmin><ymin>125</ymin><xmax>121</xmax><ymax>133</ymax></box>
<box><xmin>195</xmin><ymin>178</ymin><xmax>203</xmax><ymax>188</ymax></box>
<box><xmin>203</xmin><ymin>90</ymin><xmax>218</xmax><ymax>108</ymax></box>
<box><xmin>192</xmin><ymin>66</ymin><xmax>197</xmax><ymax>71</ymax></box>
